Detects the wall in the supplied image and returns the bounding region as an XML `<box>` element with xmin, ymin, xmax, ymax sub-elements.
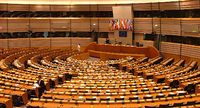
<box><xmin>160</xmin><ymin>42</ymin><xmax>200</xmax><ymax>59</ymax></box>
<box><xmin>142</xmin><ymin>40</ymin><xmax>154</xmax><ymax>47</ymax></box>
<box><xmin>134</xmin><ymin>18</ymin><xmax>200</xmax><ymax>37</ymax></box>
<box><xmin>113</xmin><ymin>5</ymin><xmax>133</xmax><ymax>45</ymax></box>
<box><xmin>0</xmin><ymin>1</ymin><xmax>199</xmax><ymax>12</ymax></box>
<box><xmin>161</xmin><ymin>53</ymin><xmax>200</xmax><ymax>64</ymax></box>
<box><xmin>134</xmin><ymin>33</ymin><xmax>144</xmax><ymax>45</ymax></box>
<box><xmin>0</xmin><ymin>1</ymin><xmax>200</xmax><ymax>37</ymax></box>
<box><xmin>98</xmin><ymin>38</ymin><xmax>106</xmax><ymax>44</ymax></box>
<box><xmin>0</xmin><ymin>37</ymin><xmax>92</xmax><ymax>48</ymax></box>
<box><xmin>115</xmin><ymin>31</ymin><xmax>133</xmax><ymax>45</ymax></box>
<box><xmin>1</xmin><ymin>18</ymin><xmax>200</xmax><ymax>38</ymax></box>
<box><xmin>1</xmin><ymin>1</ymin><xmax>200</xmax><ymax>58</ymax></box>
<box><xmin>139</xmin><ymin>40</ymin><xmax>200</xmax><ymax>60</ymax></box>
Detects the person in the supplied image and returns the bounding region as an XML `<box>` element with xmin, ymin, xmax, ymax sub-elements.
<box><xmin>37</xmin><ymin>75</ymin><xmax>46</xmax><ymax>98</ymax></box>
<box><xmin>105</xmin><ymin>38</ymin><xmax>110</xmax><ymax>44</ymax></box>
<box><xmin>77</xmin><ymin>44</ymin><xmax>81</xmax><ymax>52</ymax></box>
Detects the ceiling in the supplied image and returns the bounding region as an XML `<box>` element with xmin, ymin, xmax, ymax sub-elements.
<box><xmin>0</xmin><ymin>0</ymin><xmax>181</xmax><ymax>5</ymax></box>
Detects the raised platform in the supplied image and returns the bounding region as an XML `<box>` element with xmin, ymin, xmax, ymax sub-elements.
<box><xmin>84</xmin><ymin>43</ymin><xmax>160</xmax><ymax>60</ymax></box>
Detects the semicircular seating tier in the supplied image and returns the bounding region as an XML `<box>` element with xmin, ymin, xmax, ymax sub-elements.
<box><xmin>0</xmin><ymin>45</ymin><xmax>199</xmax><ymax>108</ymax></box>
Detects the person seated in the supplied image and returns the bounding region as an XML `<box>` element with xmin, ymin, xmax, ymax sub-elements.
<box><xmin>37</xmin><ymin>75</ymin><xmax>46</xmax><ymax>98</ymax></box>
<box><xmin>105</xmin><ymin>38</ymin><xmax>110</xmax><ymax>44</ymax></box>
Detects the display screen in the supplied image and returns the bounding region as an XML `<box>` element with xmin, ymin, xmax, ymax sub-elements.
<box><xmin>119</xmin><ymin>31</ymin><xmax>127</xmax><ymax>37</ymax></box>
<box><xmin>109</xmin><ymin>19</ymin><xmax>133</xmax><ymax>31</ymax></box>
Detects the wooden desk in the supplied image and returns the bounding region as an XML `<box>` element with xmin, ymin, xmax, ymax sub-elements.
<box><xmin>1</xmin><ymin>89</ymin><xmax>28</xmax><ymax>104</ymax></box>
<box><xmin>0</xmin><ymin>98</ymin><xmax>13</xmax><ymax>108</ymax></box>
<box><xmin>28</xmin><ymin>93</ymin><xmax>200</xmax><ymax>108</ymax></box>
<box><xmin>84</xmin><ymin>43</ymin><xmax>159</xmax><ymax>59</ymax></box>
<box><xmin>196</xmin><ymin>85</ymin><xmax>200</xmax><ymax>93</ymax></box>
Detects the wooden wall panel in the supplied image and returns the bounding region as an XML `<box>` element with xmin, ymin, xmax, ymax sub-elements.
<box><xmin>71</xmin><ymin>37</ymin><xmax>92</xmax><ymax>46</ymax></box>
<box><xmin>161</xmin><ymin>53</ymin><xmax>181</xmax><ymax>61</ymax></box>
<box><xmin>98</xmin><ymin>5</ymin><xmax>112</xmax><ymax>11</ymax></box>
<box><xmin>1</xmin><ymin>18</ymin><xmax>200</xmax><ymax>37</ymax></box>
<box><xmin>134</xmin><ymin>33</ymin><xmax>144</xmax><ymax>44</ymax></box>
<box><xmin>99</xmin><ymin>19</ymin><xmax>110</xmax><ymax>32</ymax></box>
<box><xmin>180</xmin><ymin>0</ymin><xmax>200</xmax><ymax>10</ymax></box>
<box><xmin>161</xmin><ymin>42</ymin><xmax>200</xmax><ymax>59</ymax></box>
<box><xmin>133</xmin><ymin>3</ymin><xmax>152</xmax><ymax>11</ymax></box>
<box><xmin>134</xmin><ymin>18</ymin><xmax>152</xmax><ymax>34</ymax></box>
<box><xmin>91</xmin><ymin>19</ymin><xmax>99</xmax><ymax>31</ymax></box>
<box><xmin>51</xmin><ymin>19</ymin><xmax>70</xmax><ymax>31</ymax></box>
<box><xmin>70</xmin><ymin>5</ymin><xmax>90</xmax><ymax>11</ymax></box>
<box><xmin>8</xmin><ymin>38</ymin><xmax>29</xmax><ymax>48</ymax></box>
<box><xmin>30</xmin><ymin>38</ymin><xmax>50</xmax><ymax>47</ymax></box>
<box><xmin>50</xmin><ymin>5</ymin><xmax>70</xmax><ymax>11</ymax></box>
<box><xmin>90</xmin><ymin>5</ymin><xmax>98</xmax><ymax>11</ymax></box>
<box><xmin>0</xmin><ymin>38</ymin><xmax>92</xmax><ymax>48</ymax></box>
<box><xmin>71</xmin><ymin>19</ymin><xmax>90</xmax><ymax>31</ymax></box>
<box><xmin>51</xmin><ymin>37</ymin><xmax>70</xmax><ymax>47</ymax></box>
<box><xmin>160</xmin><ymin>2</ymin><xmax>179</xmax><ymax>10</ymax></box>
<box><xmin>98</xmin><ymin>38</ymin><xmax>106</xmax><ymax>44</ymax></box>
<box><xmin>181</xmin><ymin>18</ymin><xmax>200</xmax><ymax>37</ymax></box>
<box><xmin>151</xmin><ymin>3</ymin><xmax>159</xmax><ymax>10</ymax></box>
<box><xmin>0</xmin><ymin>4</ymin><xmax>111</xmax><ymax>12</ymax></box>
<box><xmin>30</xmin><ymin>5</ymin><xmax>50</xmax><ymax>11</ymax></box>
<box><xmin>0</xmin><ymin>39</ymin><xmax>8</xmax><ymax>48</ymax></box>
<box><xmin>152</xmin><ymin>18</ymin><xmax>161</xmax><ymax>34</ymax></box>
<box><xmin>142</xmin><ymin>40</ymin><xmax>154</xmax><ymax>47</ymax></box>
<box><xmin>160</xmin><ymin>42</ymin><xmax>181</xmax><ymax>55</ymax></box>
<box><xmin>30</xmin><ymin>19</ymin><xmax>50</xmax><ymax>32</ymax></box>
<box><xmin>0</xmin><ymin>4</ymin><xmax>8</xmax><ymax>11</ymax></box>
<box><xmin>161</xmin><ymin>18</ymin><xmax>181</xmax><ymax>35</ymax></box>
<box><xmin>182</xmin><ymin>44</ymin><xmax>200</xmax><ymax>59</ymax></box>
<box><xmin>8</xmin><ymin>19</ymin><xmax>29</xmax><ymax>32</ymax></box>
<box><xmin>1</xmin><ymin>0</ymin><xmax>200</xmax><ymax>12</ymax></box>
<box><xmin>134</xmin><ymin>18</ymin><xmax>200</xmax><ymax>37</ymax></box>
<box><xmin>8</xmin><ymin>4</ymin><xmax>29</xmax><ymax>11</ymax></box>
<box><xmin>162</xmin><ymin>52</ymin><xmax>200</xmax><ymax>64</ymax></box>
<box><xmin>0</xmin><ymin>19</ymin><xmax>8</xmax><ymax>32</ymax></box>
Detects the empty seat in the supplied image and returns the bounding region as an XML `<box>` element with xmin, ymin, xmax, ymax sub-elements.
<box><xmin>187</xmin><ymin>100</ymin><xmax>196</xmax><ymax>105</ymax></box>
<box><xmin>173</xmin><ymin>102</ymin><xmax>184</xmax><ymax>107</ymax></box>
<box><xmin>177</xmin><ymin>91</ymin><xmax>187</xmax><ymax>96</ymax></box>
<box><xmin>159</xmin><ymin>103</ymin><xmax>169</xmax><ymax>108</ymax></box>
<box><xmin>86</xmin><ymin>97</ymin><xmax>96</xmax><ymax>101</ymax></box>
<box><xmin>162</xmin><ymin>86</ymin><xmax>170</xmax><ymax>90</ymax></box>
<box><xmin>168</xmin><ymin>92</ymin><xmax>176</xmax><ymax>97</ymax></box>
<box><xmin>115</xmin><ymin>96</ymin><xmax>125</xmax><ymax>101</ymax></box>
<box><xmin>143</xmin><ymin>94</ymin><xmax>153</xmax><ymax>99</ymax></box>
<box><xmin>130</xmin><ymin>89</ymin><xmax>138</xmax><ymax>93</ymax></box>
<box><xmin>100</xmin><ymin>97</ymin><xmax>110</xmax><ymax>101</ymax></box>
<box><xmin>153</xmin><ymin>87</ymin><xmax>160</xmax><ymax>91</ymax></box>
<box><xmin>0</xmin><ymin>103</ymin><xmax>6</xmax><ymax>108</ymax></box>
<box><xmin>145</xmin><ymin>105</ymin><xmax>157</xmax><ymax>108</ymax></box>
<box><xmin>141</xmin><ymin>88</ymin><xmax>149</xmax><ymax>92</ymax></box>
<box><xmin>129</xmin><ymin>96</ymin><xmax>139</xmax><ymax>100</ymax></box>
<box><xmin>156</xmin><ymin>93</ymin><xmax>165</xmax><ymax>98</ymax></box>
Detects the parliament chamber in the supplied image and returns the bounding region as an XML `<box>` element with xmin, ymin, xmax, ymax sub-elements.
<box><xmin>0</xmin><ymin>0</ymin><xmax>200</xmax><ymax>108</ymax></box>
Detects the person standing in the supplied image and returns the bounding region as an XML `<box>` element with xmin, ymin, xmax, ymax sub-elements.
<box><xmin>77</xmin><ymin>44</ymin><xmax>81</xmax><ymax>52</ymax></box>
